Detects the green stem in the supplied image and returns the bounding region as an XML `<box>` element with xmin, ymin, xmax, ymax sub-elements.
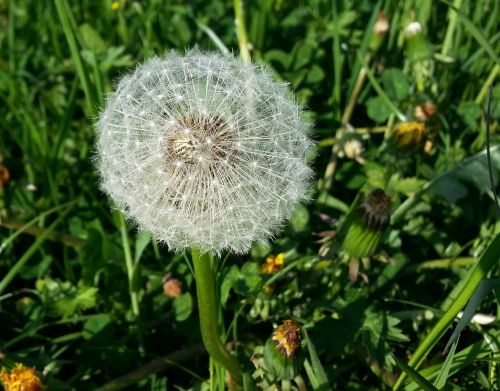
<box><xmin>118</xmin><ymin>212</ymin><xmax>140</xmax><ymax>317</ymax></box>
<box><xmin>0</xmin><ymin>205</ymin><xmax>72</xmax><ymax>295</ymax></box>
<box><xmin>191</xmin><ymin>248</ymin><xmax>243</xmax><ymax>388</ymax></box>
<box><xmin>233</xmin><ymin>0</ymin><xmax>251</xmax><ymax>64</ymax></box>
<box><xmin>358</xmin><ymin>51</ymin><xmax>407</xmax><ymax>122</ymax></box>
<box><xmin>53</xmin><ymin>0</ymin><xmax>96</xmax><ymax>115</ymax></box>
<box><xmin>441</xmin><ymin>0</ymin><xmax>463</xmax><ymax>57</ymax></box>
<box><xmin>475</xmin><ymin>64</ymin><xmax>499</xmax><ymax>104</ymax></box>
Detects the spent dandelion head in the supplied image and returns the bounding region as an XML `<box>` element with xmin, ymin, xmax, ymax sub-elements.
<box><xmin>96</xmin><ymin>49</ymin><xmax>314</xmax><ymax>254</ymax></box>
<box><xmin>391</xmin><ymin>121</ymin><xmax>427</xmax><ymax>149</ymax></box>
<box><xmin>0</xmin><ymin>363</ymin><xmax>45</xmax><ymax>391</ymax></box>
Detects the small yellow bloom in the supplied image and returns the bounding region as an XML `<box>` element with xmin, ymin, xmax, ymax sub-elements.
<box><xmin>262</xmin><ymin>253</ymin><xmax>285</xmax><ymax>273</ymax></box>
<box><xmin>391</xmin><ymin>121</ymin><xmax>427</xmax><ymax>149</ymax></box>
<box><xmin>0</xmin><ymin>363</ymin><xmax>45</xmax><ymax>391</ymax></box>
<box><xmin>111</xmin><ymin>1</ymin><xmax>120</xmax><ymax>10</ymax></box>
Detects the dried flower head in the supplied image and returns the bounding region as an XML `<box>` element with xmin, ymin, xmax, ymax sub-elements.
<box><xmin>413</xmin><ymin>101</ymin><xmax>436</xmax><ymax>122</ymax></box>
<box><xmin>163</xmin><ymin>277</ymin><xmax>183</xmax><ymax>298</ymax></box>
<box><xmin>0</xmin><ymin>363</ymin><xmax>45</xmax><ymax>391</ymax></box>
<box><xmin>96</xmin><ymin>50</ymin><xmax>313</xmax><ymax>254</ymax></box>
<box><xmin>391</xmin><ymin>121</ymin><xmax>427</xmax><ymax>149</ymax></box>
<box><xmin>373</xmin><ymin>11</ymin><xmax>390</xmax><ymax>35</ymax></box>
<box><xmin>343</xmin><ymin>139</ymin><xmax>365</xmax><ymax>164</ymax></box>
<box><xmin>272</xmin><ymin>319</ymin><xmax>302</xmax><ymax>358</ymax></box>
<box><xmin>359</xmin><ymin>189</ymin><xmax>391</xmax><ymax>231</ymax></box>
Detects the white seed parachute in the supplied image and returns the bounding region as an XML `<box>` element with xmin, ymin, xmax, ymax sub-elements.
<box><xmin>96</xmin><ymin>50</ymin><xmax>314</xmax><ymax>254</ymax></box>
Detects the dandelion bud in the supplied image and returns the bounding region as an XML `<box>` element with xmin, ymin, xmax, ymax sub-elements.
<box><xmin>369</xmin><ymin>11</ymin><xmax>390</xmax><ymax>52</ymax></box>
<box><xmin>404</xmin><ymin>21</ymin><xmax>433</xmax><ymax>62</ymax></box>
<box><xmin>343</xmin><ymin>139</ymin><xmax>365</xmax><ymax>164</ymax></box>
<box><xmin>391</xmin><ymin>121</ymin><xmax>427</xmax><ymax>149</ymax></box>
<box><xmin>341</xmin><ymin>189</ymin><xmax>391</xmax><ymax>259</ymax></box>
<box><xmin>163</xmin><ymin>277</ymin><xmax>183</xmax><ymax>298</ymax></box>
<box><xmin>264</xmin><ymin>320</ymin><xmax>304</xmax><ymax>380</ymax></box>
<box><xmin>0</xmin><ymin>363</ymin><xmax>45</xmax><ymax>391</ymax></box>
<box><xmin>413</xmin><ymin>101</ymin><xmax>436</xmax><ymax>122</ymax></box>
<box><xmin>96</xmin><ymin>50</ymin><xmax>314</xmax><ymax>254</ymax></box>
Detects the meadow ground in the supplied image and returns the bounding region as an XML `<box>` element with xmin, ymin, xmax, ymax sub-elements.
<box><xmin>0</xmin><ymin>0</ymin><xmax>499</xmax><ymax>390</ymax></box>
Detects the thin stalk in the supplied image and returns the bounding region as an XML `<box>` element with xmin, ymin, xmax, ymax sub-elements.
<box><xmin>95</xmin><ymin>344</ymin><xmax>205</xmax><ymax>391</ymax></box>
<box><xmin>54</xmin><ymin>0</ymin><xmax>96</xmax><ymax>114</ymax></box>
<box><xmin>234</xmin><ymin>0</ymin><xmax>251</xmax><ymax>64</ymax></box>
<box><xmin>415</xmin><ymin>257</ymin><xmax>475</xmax><ymax>271</ymax></box>
<box><xmin>358</xmin><ymin>52</ymin><xmax>407</xmax><ymax>122</ymax></box>
<box><xmin>475</xmin><ymin>64</ymin><xmax>499</xmax><ymax>104</ymax></box>
<box><xmin>331</xmin><ymin>0</ymin><xmax>342</xmax><ymax>112</ymax></box>
<box><xmin>0</xmin><ymin>202</ymin><xmax>77</xmax><ymax>254</ymax></box>
<box><xmin>191</xmin><ymin>248</ymin><xmax>243</xmax><ymax>388</ymax></box>
<box><xmin>441</xmin><ymin>0</ymin><xmax>463</xmax><ymax>57</ymax></box>
<box><xmin>1</xmin><ymin>218</ymin><xmax>85</xmax><ymax>248</ymax></box>
<box><xmin>0</xmin><ymin>206</ymin><xmax>72</xmax><ymax>295</ymax></box>
<box><xmin>8</xmin><ymin>0</ymin><xmax>16</xmax><ymax>72</ymax></box>
<box><xmin>118</xmin><ymin>212</ymin><xmax>140</xmax><ymax>317</ymax></box>
<box><xmin>341</xmin><ymin>55</ymin><xmax>370</xmax><ymax>125</ymax></box>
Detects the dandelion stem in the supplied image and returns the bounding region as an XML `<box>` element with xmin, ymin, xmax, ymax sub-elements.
<box><xmin>118</xmin><ymin>212</ymin><xmax>140</xmax><ymax>318</ymax></box>
<box><xmin>191</xmin><ymin>248</ymin><xmax>243</xmax><ymax>388</ymax></box>
<box><xmin>233</xmin><ymin>0</ymin><xmax>251</xmax><ymax>64</ymax></box>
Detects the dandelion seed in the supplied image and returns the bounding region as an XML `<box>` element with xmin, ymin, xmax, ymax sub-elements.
<box><xmin>96</xmin><ymin>49</ymin><xmax>313</xmax><ymax>254</ymax></box>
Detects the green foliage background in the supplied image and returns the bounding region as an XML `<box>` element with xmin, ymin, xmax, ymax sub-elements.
<box><xmin>0</xmin><ymin>0</ymin><xmax>499</xmax><ymax>390</ymax></box>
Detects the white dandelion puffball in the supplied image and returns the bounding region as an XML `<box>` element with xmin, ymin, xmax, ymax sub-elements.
<box><xmin>96</xmin><ymin>50</ymin><xmax>314</xmax><ymax>254</ymax></box>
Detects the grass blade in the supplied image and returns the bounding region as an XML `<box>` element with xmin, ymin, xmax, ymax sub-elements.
<box><xmin>440</xmin><ymin>0</ymin><xmax>500</xmax><ymax>65</ymax></box>
<box><xmin>393</xmin><ymin>232</ymin><xmax>500</xmax><ymax>389</ymax></box>
<box><xmin>393</xmin><ymin>356</ymin><xmax>438</xmax><ymax>391</ymax></box>
<box><xmin>303</xmin><ymin>329</ymin><xmax>329</xmax><ymax>390</ymax></box>
<box><xmin>53</xmin><ymin>0</ymin><xmax>97</xmax><ymax>114</ymax></box>
<box><xmin>0</xmin><ymin>206</ymin><xmax>72</xmax><ymax>294</ymax></box>
<box><xmin>434</xmin><ymin>338</ymin><xmax>459</xmax><ymax>389</ymax></box>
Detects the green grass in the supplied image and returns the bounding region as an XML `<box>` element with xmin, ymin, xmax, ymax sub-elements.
<box><xmin>0</xmin><ymin>0</ymin><xmax>499</xmax><ymax>390</ymax></box>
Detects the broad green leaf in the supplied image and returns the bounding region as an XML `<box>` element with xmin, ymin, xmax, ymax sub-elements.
<box><xmin>174</xmin><ymin>292</ymin><xmax>193</xmax><ymax>322</ymax></box>
<box><xmin>366</xmin><ymin>96</ymin><xmax>392</xmax><ymax>123</ymax></box>
<box><xmin>382</xmin><ymin>68</ymin><xmax>411</xmax><ymax>101</ymax></box>
<box><xmin>78</xmin><ymin>23</ymin><xmax>106</xmax><ymax>53</ymax></box>
<box><xmin>290</xmin><ymin>203</ymin><xmax>310</xmax><ymax>232</ymax></box>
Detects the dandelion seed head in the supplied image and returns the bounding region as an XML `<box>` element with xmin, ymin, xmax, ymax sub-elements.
<box><xmin>96</xmin><ymin>49</ymin><xmax>314</xmax><ymax>254</ymax></box>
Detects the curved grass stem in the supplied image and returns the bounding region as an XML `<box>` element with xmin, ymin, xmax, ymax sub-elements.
<box><xmin>191</xmin><ymin>248</ymin><xmax>243</xmax><ymax>388</ymax></box>
<box><xmin>233</xmin><ymin>0</ymin><xmax>251</xmax><ymax>64</ymax></box>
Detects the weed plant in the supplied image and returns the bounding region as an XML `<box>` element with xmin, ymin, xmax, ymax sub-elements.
<box><xmin>0</xmin><ymin>0</ymin><xmax>499</xmax><ymax>390</ymax></box>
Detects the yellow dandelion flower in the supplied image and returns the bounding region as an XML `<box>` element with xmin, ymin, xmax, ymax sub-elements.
<box><xmin>272</xmin><ymin>320</ymin><xmax>302</xmax><ymax>358</ymax></box>
<box><xmin>111</xmin><ymin>1</ymin><xmax>120</xmax><ymax>10</ymax></box>
<box><xmin>0</xmin><ymin>363</ymin><xmax>45</xmax><ymax>391</ymax></box>
<box><xmin>391</xmin><ymin>121</ymin><xmax>427</xmax><ymax>149</ymax></box>
<box><xmin>262</xmin><ymin>253</ymin><xmax>285</xmax><ymax>273</ymax></box>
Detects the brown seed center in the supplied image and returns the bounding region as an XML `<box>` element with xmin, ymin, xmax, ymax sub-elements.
<box><xmin>167</xmin><ymin>115</ymin><xmax>234</xmax><ymax>167</ymax></box>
